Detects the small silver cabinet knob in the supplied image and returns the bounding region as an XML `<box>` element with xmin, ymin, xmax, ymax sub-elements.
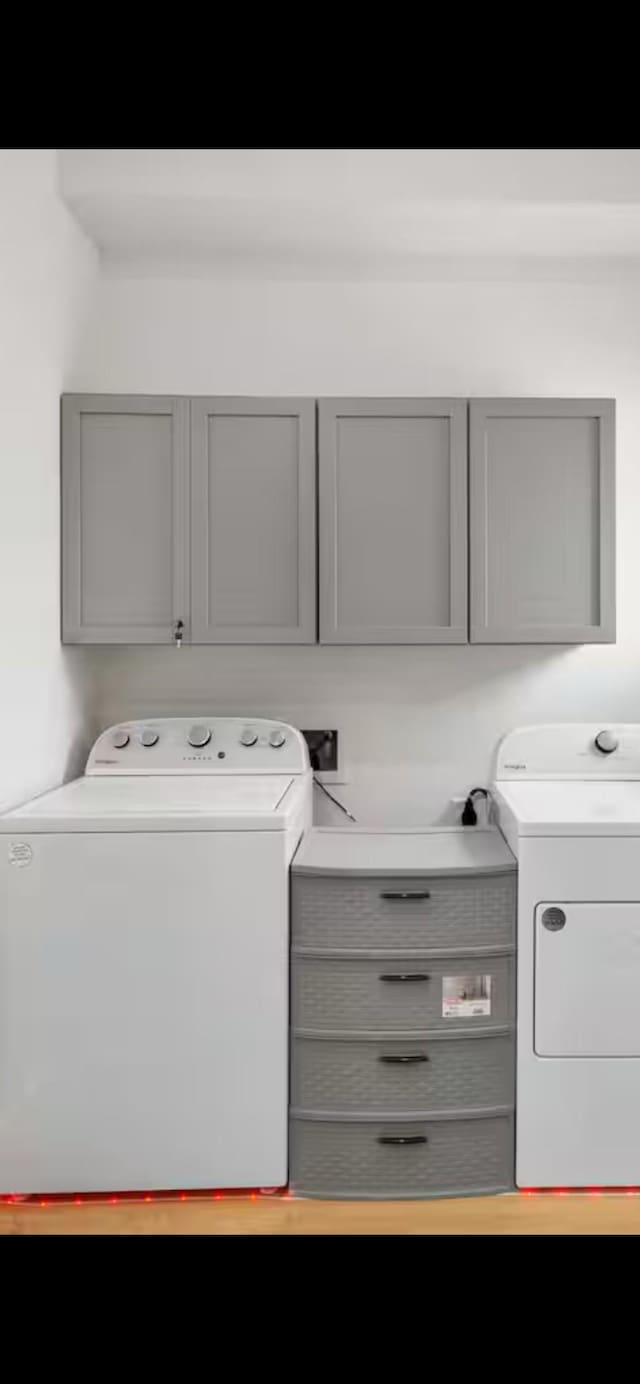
<box><xmin>188</xmin><ymin>724</ymin><xmax>211</xmax><ymax>748</ymax></box>
<box><xmin>112</xmin><ymin>729</ymin><xmax>130</xmax><ymax>749</ymax></box>
<box><xmin>240</xmin><ymin>727</ymin><xmax>258</xmax><ymax>747</ymax></box>
<box><xmin>140</xmin><ymin>728</ymin><xmax>159</xmax><ymax>747</ymax></box>
<box><xmin>269</xmin><ymin>729</ymin><xmax>286</xmax><ymax>749</ymax></box>
<box><xmin>595</xmin><ymin>729</ymin><xmax>619</xmax><ymax>755</ymax></box>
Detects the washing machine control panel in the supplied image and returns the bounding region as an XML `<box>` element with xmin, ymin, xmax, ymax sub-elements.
<box><xmin>86</xmin><ymin>718</ymin><xmax>309</xmax><ymax>775</ymax></box>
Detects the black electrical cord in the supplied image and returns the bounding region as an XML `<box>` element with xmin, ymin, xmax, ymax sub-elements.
<box><xmin>309</xmin><ymin>748</ymin><xmax>357</xmax><ymax>823</ymax></box>
<box><xmin>461</xmin><ymin>786</ymin><xmax>490</xmax><ymax>827</ymax></box>
<box><xmin>313</xmin><ymin>775</ymin><xmax>357</xmax><ymax>823</ymax></box>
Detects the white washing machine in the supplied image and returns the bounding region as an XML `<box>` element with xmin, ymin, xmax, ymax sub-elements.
<box><xmin>0</xmin><ymin>717</ymin><xmax>311</xmax><ymax>1195</ymax></box>
<box><xmin>493</xmin><ymin>723</ymin><xmax>640</xmax><ymax>1190</ymax></box>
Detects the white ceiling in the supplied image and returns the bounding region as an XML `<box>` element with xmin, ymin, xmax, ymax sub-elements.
<box><xmin>58</xmin><ymin>149</ymin><xmax>640</xmax><ymax>279</ymax></box>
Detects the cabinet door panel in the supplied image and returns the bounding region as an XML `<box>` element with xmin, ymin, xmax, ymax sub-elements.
<box><xmin>319</xmin><ymin>399</ymin><xmax>467</xmax><ymax>643</ymax></box>
<box><xmin>469</xmin><ymin>399</ymin><xmax>615</xmax><ymax>643</ymax></box>
<box><xmin>62</xmin><ymin>395</ymin><xmax>189</xmax><ymax>644</ymax></box>
<box><xmin>191</xmin><ymin>398</ymin><xmax>316</xmax><ymax>643</ymax></box>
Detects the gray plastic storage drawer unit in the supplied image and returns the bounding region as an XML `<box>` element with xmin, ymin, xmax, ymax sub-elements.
<box><xmin>290</xmin><ymin>828</ymin><xmax>516</xmax><ymax>1200</ymax></box>
<box><xmin>290</xmin><ymin>1112</ymin><xmax>514</xmax><ymax>1200</ymax></box>
<box><xmin>292</xmin><ymin>871</ymin><xmax>515</xmax><ymax>952</ymax></box>
<box><xmin>291</xmin><ymin>1030</ymin><xmax>515</xmax><ymax>1115</ymax></box>
<box><xmin>292</xmin><ymin>951</ymin><xmax>514</xmax><ymax>1033</ymax></box>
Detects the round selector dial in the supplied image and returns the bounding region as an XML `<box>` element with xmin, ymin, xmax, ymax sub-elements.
<box><xmin>188</xmin><ymin>724</ymin><xmax>211</xmax><ymax>748</ymax></box>
<box><xmin>112</xmin><ymin>729</ymin><xmax>130</xmax><ymax>749</ymax></box>
<box><xmin>140</xmin><ymin>728</ymin><xmax>159</xmax><ymax>748</ymax></box>
<box><xmin>240</xmin><ymin>727</ymin><xmax>258</xmax><ymax>747</ymax></box>
<box><xmin>269</xmin><ymin>729</ymin><xmax>286</xmax><ymax>749</ymax></box>
<box><xmin>594</xmin><ymin>729</ymin><xmax>619</xmax><ymax>755</ymax></box>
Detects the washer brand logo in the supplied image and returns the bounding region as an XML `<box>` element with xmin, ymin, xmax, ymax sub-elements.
<box><xmin>504</xmin><ymin>762</ymin><xmax>527</xmax><ymax>770</ymax></box>
<box><xmin>8</xmin><ymin>843</ymin><xmax>32</xmax><ymax>869</ymax></box>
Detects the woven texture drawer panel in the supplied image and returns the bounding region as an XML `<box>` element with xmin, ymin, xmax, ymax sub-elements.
<box><xmin>292</xmin><ymin>953</ymin><xmax>514</xmax><ymax>1032</ymax></box>
<box><xmin>290</xmin><ymin>1114</ymin><xmax>514</xmax><ymax>1198</ymax></box>
<box><xmin>291</xmin><ymin>1033</ymin><xmax>514</xmax><ymax>1114</ymax></box>
<box><xmin>292</xmin><ymin>873</ymin><xmax>515</xmax><ymax>952</ymax></box>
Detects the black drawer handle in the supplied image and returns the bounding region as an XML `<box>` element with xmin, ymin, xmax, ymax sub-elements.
<box><xmin>379</xmin><ymin>972</ymin><xmax>430</xmax><ymax>983</ymax></box>
<box><xmin>377</xmin><ymin>1135</ymin><xmax>428</xmax><ymax>1146</ymax></box>
<box><xmin>380</xmin><ymin>891</ymin><xmax>431</xmax><ymax>901</ymax></box>
<box><xmin>379</xmin><ymin>1053</ymin><xmax>429</xmax><ymax>1064</ymax></box>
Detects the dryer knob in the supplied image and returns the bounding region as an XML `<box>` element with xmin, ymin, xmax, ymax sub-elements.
<box><xmin>595</xmin><ymin>729</ymin><xmax>619</xmax><ymax>755</ymax></box>
<box><xmin>269</xmin><ymin>729</ymin><xmax>286</xmax><ymax>749</ymax></box>
<box><xmin>140</xmin><ymin>728</ymin><xmax>159</xmax><ymax>747</ymax></box>
<box><xmin>240</xmin><ymin>728</ymin><xmax>258</xmax><ymax>747</ymax></box>
<box><xmin>188</xmin><ymin>724</ymin><xmax>211</xmax><ymax>748</ymax></box>
<box><xmin>112</xmin><ymin>729</ymin><xmax>130</xmax><ymax>749</ymax></box>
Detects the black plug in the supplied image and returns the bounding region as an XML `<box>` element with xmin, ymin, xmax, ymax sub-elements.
<box><xmin>460</xmin><ymin>786</ymin><xmax>489</xmax><ymax>827</ymax></box>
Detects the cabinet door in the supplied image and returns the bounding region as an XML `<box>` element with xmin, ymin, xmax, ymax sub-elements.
<box><xmin>318</xmin><ymin>399</ymin><xmax>467</xmax><ymax>643</ymax></box>
<box><xmin>469</xmin><ymin>399</ymin><xmax>615</xmax><ymax>643</ymax></box>
<box><xmin>191</xmin><ymin>398</ymin><xmax>316</xmax><ymax>643</ymax></box>
<box><xmin>62</xmin><ymin>395</ymin><xmax>189</xmax><ymax>644</ymax></box>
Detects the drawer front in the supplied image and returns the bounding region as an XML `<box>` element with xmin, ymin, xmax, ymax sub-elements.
<box><xmin>292</xmin><ymin>873</ymin><xmax>515</xmax><ymax>952</ymax></box>
<box><xmin>290</xmin><ymin>1114</ymin><xmax>514</xmax><ymax>1198</ymax></box>
<box><xmin>292</xmin><ymin>953</ymin><xmax>514</xmax><ymax>1033</ymax></box>
<box><xmin>291</xmin><ymin>1033</ymin><xmax>514</xmax><ymax>1114</ymax></box>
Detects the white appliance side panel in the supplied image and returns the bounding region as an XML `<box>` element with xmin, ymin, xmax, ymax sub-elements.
<box><xmin>493</xmin><ymin>794</ymin><xmax>521</xmax><ymax>859</ymax></box>
<box><xmin>516</xmin><ymin>838</ymin><xmax>640</xmax><ymax>1188</ymax></box>
<box><xmin>535</xmin><ymin>903</ymin><xmax>640</xmax><ymax>1057</ymax></box>
<box><xmin>0</xmin><ymin>831</ymin><xmax>289</xmax><ymax>1193</ymax></box>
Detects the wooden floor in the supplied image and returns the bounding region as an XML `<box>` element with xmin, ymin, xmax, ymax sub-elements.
<box><xmin>2</xmin><ymin>1191</ymin><xmax>640</xmax><ymax>1234</ymax></box>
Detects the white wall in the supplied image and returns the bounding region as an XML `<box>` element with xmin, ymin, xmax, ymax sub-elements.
<box><xmin>0</xmin><ymin>151</ymin><xmax>97</xmax><ymax>812</ymax></box>
<box><xmin>69</xmin><ymin>274</ymin><xmax>640</xmax><ymax>825</ymax></box>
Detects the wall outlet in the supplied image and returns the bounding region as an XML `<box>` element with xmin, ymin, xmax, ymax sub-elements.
<box><xmin>450</xmin><ymin>794</ymin><xmax>493</xmax><ymax>826</ymax></box>
<box><xmin>302</xmin><ymin>730</ymin><xmax>339</xmax><ymax>773</ymax></box>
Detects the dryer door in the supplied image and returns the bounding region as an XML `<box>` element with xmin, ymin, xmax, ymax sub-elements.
<box><xmin>535</xmin><ymin>902</ymin><xmax>640</xmax><ymax>1057</ymax></box>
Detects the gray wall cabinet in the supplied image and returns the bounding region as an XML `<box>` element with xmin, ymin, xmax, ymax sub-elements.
<box><xmin>62</xmin><ymin>394</ymin><xmax>316</xmax><ymax>645</ymax></box>
<box><xmin>62</xmin><ymin>394</ymin><xmax>616</xmax><ymax>647</ymax></box>
<box><xmin>469</xmin><ymin>398</ymin><xmax>615</xmax><ymax>644</ymax></box>
<box><xmin>62</xmin><ymin>395</ymin><xmax>189</xmax><ymax>644</ymax></box>
<box><xmin>190</xmin><ymin>398</ymin><xmax>316</xmax><ymax>644</ymax></box>
<box><xmin>318</xmin><ymin>399</ymin><xmax>468</xmax><ymax>644</ymax></box>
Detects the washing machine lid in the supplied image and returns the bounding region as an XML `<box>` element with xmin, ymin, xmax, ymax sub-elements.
<box><xmin>0</xmin><ymin>774</ymin><xmax>308</xmax><ymax>833</ymax></box>
<box><xmin>494</xmin><ymin>779</ymin><xmax>640</xmax><ymax>836</ymax></box>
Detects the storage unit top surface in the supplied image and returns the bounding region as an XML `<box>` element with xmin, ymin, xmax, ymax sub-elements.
<box><xmin>292</xmin><ymin>828</ymin><xmax>515</xmax><ymax>877</ymax></box>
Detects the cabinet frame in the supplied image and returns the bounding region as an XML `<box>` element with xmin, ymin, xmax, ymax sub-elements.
<box><xmin>190</xmin><ymin>396</ymin><xmax>317</xmax><ymax>644</ymax></box>
<box><xmin>61</xmin><ymin>393</ymin><xmax>190</xmax><ymax>644</ymax></box>
<box><xmin>469</xmin><ymin>397</ymin><xmax>616</xmax><ymax>644</ymax></box>
<box><xmin>318</xmin><ymin>398</ymin><xmax>468</xmax><ymax>644</ymax></box>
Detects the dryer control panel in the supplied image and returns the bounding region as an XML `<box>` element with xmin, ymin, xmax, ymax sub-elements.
<box><xmin>86</xmin><ymin>718</ymin><xmax>310</xmax><ymax>776</ymax></box>
<box><xmin>496</xmin><ymin>724</ymin><xmax>640</xmax><ymax>780</ymax></box>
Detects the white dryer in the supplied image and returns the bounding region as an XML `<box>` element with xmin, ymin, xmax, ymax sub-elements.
<box><xmin>494</xmin><ymin>723</ymin><xmax>640</xmax><ymax>1190</ymax></box>
<box><xmin>0</xmin><ymin>718</ymin><xmax>311</xmax><ymax>1195</ymax></box>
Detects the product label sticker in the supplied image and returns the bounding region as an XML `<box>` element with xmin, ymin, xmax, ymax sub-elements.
<box><xmin>442</xmin><ymin>974</ymin><xmax>492</xmax><ymax>1018</ymax></box>
<box><xmin>8</xmin><ymin>842</ymin><xmax>33</xmax><ymax>869</ymax></box>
